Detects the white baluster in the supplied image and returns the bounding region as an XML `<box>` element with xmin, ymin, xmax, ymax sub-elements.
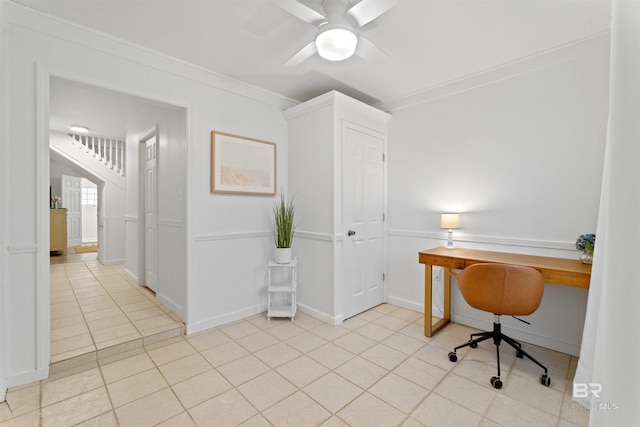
<box><xmin>100</xmin><ymin>138</ymin><xmax>106</xmax><ymax>165</ymax></box>
<box><xmin>109</xmin><ymin>139</ymin><xmax>113</xmax><ymax>169</ymax></box>
<box><xmin>120</xmin><ymin>140</ymin><xmax>125</xmax><ymax>176</ymax></box>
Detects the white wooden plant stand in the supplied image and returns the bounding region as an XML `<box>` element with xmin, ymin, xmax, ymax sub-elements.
<box><xmin>267</xmin><ymin>257</ymin><xmax>297</xmax><ymax>320</ymax></box>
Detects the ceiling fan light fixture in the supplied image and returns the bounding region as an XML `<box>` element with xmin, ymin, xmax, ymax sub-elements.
<box><xmin>315</xmin><ymin>25</ymin><xmax>358</xmax><ymax>61</ymax></box>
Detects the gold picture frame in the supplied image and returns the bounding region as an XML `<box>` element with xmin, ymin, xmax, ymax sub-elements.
<box><xmin>211</xmin><ymin>131</ymin><xmax>276</xmax><ymax>195</ymax></box>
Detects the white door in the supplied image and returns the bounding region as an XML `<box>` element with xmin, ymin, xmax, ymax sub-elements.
<box><xmin>143</xmin><ymin>132</ymin><xmax>158</xmax><ymax>292</ymax></box>
<box><xmin>62</xmin><ymin>174</ymin><xmax>82</xmax><ymax>247</ymax></box>
<box><xmin>343</xmin><ymin>124</ymin><xmax>385</xmax><ymax>319</ymax></box>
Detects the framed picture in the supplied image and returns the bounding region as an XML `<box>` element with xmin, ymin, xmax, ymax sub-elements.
<box><xmin>211</xmin><ymin>131</ymin><xmax>276</xmax><ymax>195</ymax></box>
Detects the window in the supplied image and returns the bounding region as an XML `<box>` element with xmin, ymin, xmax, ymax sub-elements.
<box><xmin>81</xmin><ymin>187</ymin><xmax>97</xmax><ymax>207</ymax></box>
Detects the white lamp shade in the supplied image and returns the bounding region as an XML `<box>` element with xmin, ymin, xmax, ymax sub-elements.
<box><xmin>440</xmin><ymin>213</ymin><xmax>461</xmax><ymax>229</ymax></box>
<box><xmin>315</xmin><ymin>26</ymin><xmax>358</xmax><ymax>61</ymax></box>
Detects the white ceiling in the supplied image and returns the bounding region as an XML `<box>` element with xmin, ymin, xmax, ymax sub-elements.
<box><xmin>21</xmin><ymin>0</ymin><xmax>611</xmax><ymax>136</ymax></box>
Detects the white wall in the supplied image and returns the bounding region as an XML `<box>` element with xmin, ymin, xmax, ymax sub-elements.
<box><xmin>386</xmin><ymin>37</ymin><xmax>610</xmax><ymax>355</ymax></box>
<box><xmin>124</xmin><ymin>104</ymin><xmax>188</xmax><ymax>320</ymax></box>
<box><xmin>1</xmin><ymin>1</ymin><xmax>293</xmax><ymax>389</ymax></box>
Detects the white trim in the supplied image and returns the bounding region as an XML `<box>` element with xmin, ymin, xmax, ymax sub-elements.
<box><xmin>386</xmin><ymin>296</ymin><xmax>424</xmax><ymax>314</ymax></box>
<box><xmin>7</xmin><ymin>366</ymin><xmax>49</xmax><ymax>388</ymax></box>
<box><xmin>6</xmin><ymin>245</ymin><xmax>38</xmax><ymax>254</ymax></box>
<box><xmin>101</xmin><ymin>258</ymin><xmax>124</xmax><ymax>266</ymax></box>
<box><xmin>296</xmin><ymin>303</ymin><xmax>340</xmax><ymax>326</ymax></box>
<box><xmin>295</xmin><ymin>230</ymin><xmax>334</xmax><ymax>242</ymax></box>
<box><xmin>35</xmin><ymin>63</ymin><xmax>51</xmax><ymax>379</ymax></box>
<box><xmin>193</xmin><ymin>230</ymin><xmax>272</xmax><ymax>242</ymax></box>
<box><xmin>156</xmin><ymin>292</ymin><xmax>185</xmax><ymax>322</ymax></box>
<box><xmin>1</xmin><ymin>0</ymin><xmax>8</xmax><ymax>400</ymax></box>
<box><xmin>157</xmin><ymin>219</ymin><xmax>184</xmax><ymax>228</ymax></box>
<box><xmin>387</xmin><ymin>228</ymin><xmax>577</xmax><ymax>252</ymax></box>
<box><xmin>186</xmin><ymin>304</ymin><xmax>264</xmax><ymax>335</ymax></box>
<box><xmin>284</xmin><ymin>91</ymin><xmax>390</xmax><ymax>122</ymax></box>
<box><xmin>4</xmin><ymin>2</ymin><xmax>298</xmax><ymax>111</ymax></box>
<box><xmin>124</xmin><ymin>268</ymin><xmax>140</xmax><ymax>285</ymax></box>
<box><xmin>376</xmin><ymin>31</ymin><xmax>611</xmax><ymax>112</ymax></box>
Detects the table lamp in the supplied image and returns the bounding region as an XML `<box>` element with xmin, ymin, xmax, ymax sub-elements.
<box><xmin>441</xmin><ymin>213</ymin><xmax>461</xmax><ymax>249</ymax></box>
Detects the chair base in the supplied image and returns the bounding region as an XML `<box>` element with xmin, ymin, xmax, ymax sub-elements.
<box><xmin>448</xmin><ymin>320</ymin><xmax>551</xmax><ymax>389</ymax></box>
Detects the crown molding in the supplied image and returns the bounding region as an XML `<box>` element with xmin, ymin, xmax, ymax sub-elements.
<box><xmin>375</xmin><ymin>30</ymin><xmax>611</xmax><ymax>113</ymax></box>
<box><xmin>4</xmin><ymin>1</ymin><xmax>299</xmax><ymax>110</ymax></box>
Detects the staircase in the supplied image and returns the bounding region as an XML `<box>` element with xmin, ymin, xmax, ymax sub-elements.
<box><xmin>50</xmin><ymin>132</ymin><xmax>126</xmax><ymax>189</ymax></box>
<box><xmin>68</xmin><ymin>133</ymin><xmax>126</xmax><ymax>177</ymax></box>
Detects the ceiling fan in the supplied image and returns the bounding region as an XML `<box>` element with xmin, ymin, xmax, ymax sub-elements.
<box><xmin>278</xmin><ymin>0</ymin><xmax>398</xmax><ymax>66</ymax></box>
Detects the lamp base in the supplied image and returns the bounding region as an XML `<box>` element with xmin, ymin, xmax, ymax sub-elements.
<box><xmin>446</xmin><ymin>229</ymin><xmax>455</xmax><ymax>249</ymax></box>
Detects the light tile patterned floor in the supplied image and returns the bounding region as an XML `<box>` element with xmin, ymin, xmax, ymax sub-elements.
<box><xmin>0</xmin><ymin>256</ymin><xmax>590</xmax><ymax>426</ymax></box>
<box><xmin>49</xmin><ymin>251</ymin><xmax>184</xmax><ymax>363</ymax></box>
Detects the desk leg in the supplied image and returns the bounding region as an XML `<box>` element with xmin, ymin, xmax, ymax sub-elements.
<box><xmin>424</xmin><ymin>265</ymin><xmax>451</xmax><ymax>337</ymax></box>
<box><xmin>443</xmin><ymin>267</ymin><xmax>451</xmax><ymax>321</ymax></box>
<box><xmin>424</xmin><ymin>264</ymin><xmax>433</xmax><ymax>336</ymax></box>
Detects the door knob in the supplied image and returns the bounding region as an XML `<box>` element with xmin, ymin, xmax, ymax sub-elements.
<box><xmin>347</xmin><ymin>230</ymin><xmax>356</xmax><ymax>236</ymax></box>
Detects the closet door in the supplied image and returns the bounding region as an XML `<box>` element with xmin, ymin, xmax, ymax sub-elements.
<box><xmin>143</xmin><ymin>132</ymin><xmax>158</xmax><ymax>292</ymax></box>
<box><xmin>343</xmin><ymin>123</ymin><xmax>385</xmax><ymax>319</ymax></box>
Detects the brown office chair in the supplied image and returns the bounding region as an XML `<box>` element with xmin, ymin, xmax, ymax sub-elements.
<box><xmin>447</xmin><ymin>263</ymin><xmax>550</xmax><ymax>389</ymax></box>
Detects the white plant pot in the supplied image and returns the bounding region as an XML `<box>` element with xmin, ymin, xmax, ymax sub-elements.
<box><xmin>274</xmin><ymin>247</ymin><xmax>292</xmax><ymax>264</ymax></box>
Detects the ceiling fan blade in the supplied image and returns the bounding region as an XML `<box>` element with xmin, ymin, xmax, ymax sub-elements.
<box><xmin>347</xmin><ymin>0</ymin><xmax>399</xmax><ymax>27</ymax></box>
<box><xmin>275</xmin><ymin>0</ymin><xmax>326</xmax><ymax>25</ymax></box>
<box><xmin>355</xmin><ymin>35</ymin><xmax>389</xmax><ymax>62</ymax></box>
<box><xmin>284</xmin><ymin>40</ymin><xmax>317</xmax><ymax>67</ymax></box>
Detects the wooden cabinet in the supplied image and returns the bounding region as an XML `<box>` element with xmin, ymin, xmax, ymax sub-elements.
<box><xmin>50</xmin><ymin>209</ymin><xmax>67</xmax><ymax>254</ymax></box>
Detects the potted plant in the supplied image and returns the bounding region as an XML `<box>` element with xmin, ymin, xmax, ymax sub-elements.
<box><xmin>576</xmin><ymin>233</ymin><xmax>596</xmax><ymax>264</ymax></box>
<box><xmin>273</xmin><ymin>189</ymin><xmax>295</xmax><ymax>264</ymax></box>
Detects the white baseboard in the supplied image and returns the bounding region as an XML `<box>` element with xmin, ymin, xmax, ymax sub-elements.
<box><xmin>7</xmin><ymin>366</ymin><xmax>49</xmax><ymax>388</ymax></box>
<box><xmin>156</xmin><ymin>293</ymin><xmax>185</xmax><ymax>322</ymax></box>
<box><xmin>101</xmin><ymin>258</ymin><xmax>124</xmax><ymax>266</ymax></box>
<box><xmin>386</xmin><ymin>296</ymin><xmax>424</xmax><ymax>314</ymax></box>
<box><xmin>124</xmin><ymin>268</ymin><xmax>140</xmax><ymax>284</ymax></box>
<box><xmin>185</xmin><ymin>305</ymin><xmax>264</xmax><ymax>335</ymax></box>
<box><xmin>296</xmin><ymin>303</ymin><xmax>340</xmax><ymax>325</ymax></box>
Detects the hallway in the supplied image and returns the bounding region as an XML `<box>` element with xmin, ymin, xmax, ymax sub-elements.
<box><xmin>49</xmin><ymin>251</ymin><xmax>184</xmax><ymax>365</ymax></box>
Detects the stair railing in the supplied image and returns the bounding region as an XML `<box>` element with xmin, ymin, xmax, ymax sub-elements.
<box><xmin>68</xmin><ymin>133</ymin><xmax>125</xmax><ymax>177</ymax></box>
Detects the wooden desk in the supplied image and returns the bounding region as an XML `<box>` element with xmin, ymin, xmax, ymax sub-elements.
<box><xmin>418</xmin><ymin>246</ymin><xmax>592</xmax><ymax>337</ymax></box>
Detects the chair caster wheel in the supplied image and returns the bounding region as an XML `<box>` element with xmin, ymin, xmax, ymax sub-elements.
<box><xmin>516</xmin><ymin>349</ymin><xmax>524</xmax><ymax>358</ymax></box>
<box><xmin>448</xmin><ymin>352</ymin><xmax>458</xmax><ymax>362</ymax></box>
<box><xmin>540</xmin><ymin>374</ymin><xmax>551</xmax><ymax>387</ymax></box>
<box><xmin>469</xmin><ymin>341</ymin><xmax>478</xmax><ymax>349</ymax></box>
<box><xmin>490</xmin><ymin>376</ymin><xmax>503</xmax><ymax>389</ymax></box>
